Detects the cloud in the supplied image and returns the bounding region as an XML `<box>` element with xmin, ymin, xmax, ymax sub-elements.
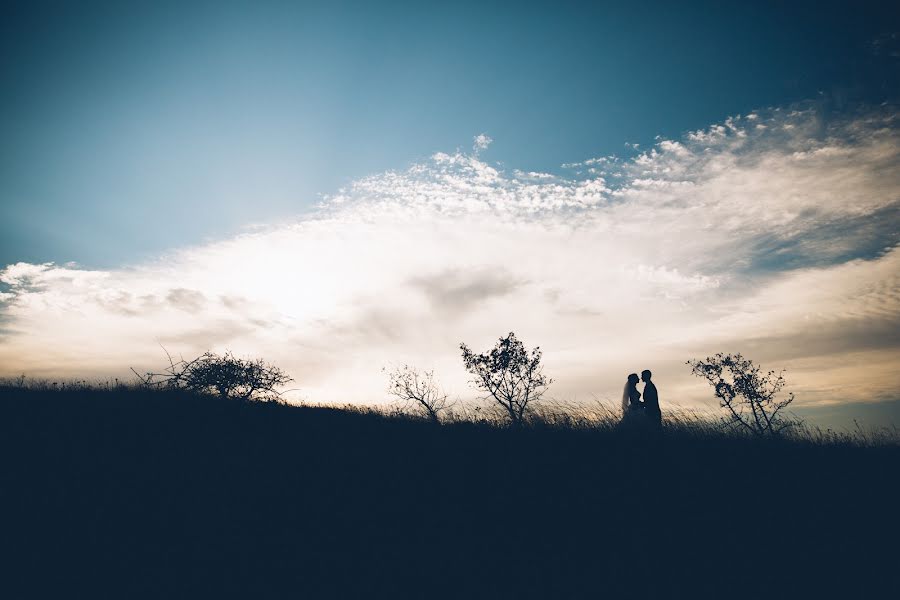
<box><xmin>166</xmin><ymin>288</ymin><xmax>207</xmax><ymax>313</ymax></box>
<box><xmin>0</xmin><ymin>103</ymin><xmax>898</xmax><ymax>424</ymax></box>
<box><xmin>473</xmin><ymin>133</ymin><xmax>493</xmax><ymax>154</ymax></box>
<box><xmin>409</xmin><ymin>268</ymin><xmax>522</xmax><ymax>315</ymax></box>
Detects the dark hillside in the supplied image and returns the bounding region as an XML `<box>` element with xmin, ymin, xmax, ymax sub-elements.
<box><xmin>1</xmin><ymin>386</ymin><xmax>897</xmax><ymax>598</ymax></box>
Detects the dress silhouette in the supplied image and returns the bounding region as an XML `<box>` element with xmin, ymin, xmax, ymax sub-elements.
<box><xmin>621</xmin><ymin>373</ymin><xmax>643</xmax><ymax>422</ymax></box>
<box><xmin>641</xmin><ymin>370</ymin><xmax>661</xmax><ymax>427</ymax></box>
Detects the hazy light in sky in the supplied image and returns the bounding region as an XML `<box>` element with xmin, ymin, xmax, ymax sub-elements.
<box><xmin>1</xmin><ymin>105</ymin><xmax>898</xmax><ymax>426</ymax></box>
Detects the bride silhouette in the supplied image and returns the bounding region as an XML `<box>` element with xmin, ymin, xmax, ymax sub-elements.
<box><xmin>621</xmin><ymin>373</ymin><xmax>643</xmax><ymax>422</ymax></box>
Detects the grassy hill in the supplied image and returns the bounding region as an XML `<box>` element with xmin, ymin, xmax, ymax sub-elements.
<box><xmin>1</xmin><ymin>384</ymin><xmax>897</xmax><ymax>598</ymax></box>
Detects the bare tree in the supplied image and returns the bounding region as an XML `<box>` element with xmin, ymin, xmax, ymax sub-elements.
<box><xmin>460</xmin><ymin>332</ymin><xmax>551</xmax><ymax>427</ymax></box>
<box><xmin>132</xmin><ymin>345</ymin><xmax>200</xmax><ymax>390</ymax></box>
<box><xmin>133</xmin><ymin>348</ymin><xmax>292</xmax><ymax>403</ymax></box>
<box><xmin>385</xmin><ymin>365</ymin><xmax>450</xmax><ymax>423</ymax></box>
<box><xmin>687</xmin><ymin>353</ymin><xmax>795</xmax><ymax>436</ymax></box>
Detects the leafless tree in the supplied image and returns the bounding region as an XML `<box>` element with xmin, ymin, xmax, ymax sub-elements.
<box><xmin>687</xmin><ymin>353</ymin><xmax>795</xmax><ymax>436</ymax></box>
<box><xmin>133</xmin><ymin>348</ymin><xmax>292</xmax><ymax>402</ymax></box>
<box><xmin>385</xmin><ymin>365</ymin><xmax>450</xmax><ymax>423</ymax></box>
<box><xmin>460</xmin><ymin>332</ymin><xmax>551</xmax><ymax>427</ymax></box>
<box><xmin>131</xmin><ymin>345</ymin><xmax>200</xmax><ymax>390</ymax></box>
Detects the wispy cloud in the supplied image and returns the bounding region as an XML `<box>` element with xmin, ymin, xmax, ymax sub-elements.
<box><xmin>1</xmin><ymin>104</ymin><xmax>898</xmax><ymax>418</ymax></box>
<box><xmin>472</xmin><ymin>133</ymin><xmax>493</xmax><ymax>154</ymax></box>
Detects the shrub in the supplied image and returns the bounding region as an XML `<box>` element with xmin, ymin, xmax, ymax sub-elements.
<box><xmin>385</xmin><ymin>364</ymin><xmax>450</xmax><ymax>423</ymax></box>
<box><xmin>460</xmin><ymin>332</ymin><xmax>551</xmax><ymax>427</ymax></box>
<box><xmin>133</xmin><ymin>349</ymin><xmax>291</xmax><ymax>402</ymax></box>
<box><xmin>687</xmin><ymin>353</ymin><xmax>795</xmax><ymax>436</ymax></box>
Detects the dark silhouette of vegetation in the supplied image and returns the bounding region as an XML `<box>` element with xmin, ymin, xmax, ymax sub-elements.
<box><xmin>0</xmin><ymin>379</ymin><xmax>896</xmax><ymax>598</ymax></box>
<box><xmin>460</xmin><ymin>332</ymin><xmax>551</xmax><ymax>427</ymax></box>
<box><xmin>688</xmin><ymin>353</ymin><xmax>795</xmax><ymax>436</ymax></box>
<box><xmin>132</xmin><ymin>348</ymin><xmax>291</xmax><ymax>402</ymax></box>
<box><xmin>385</xmin><ymin>364</ymin><xmax>450</xmax><ymax>423</ymax></box>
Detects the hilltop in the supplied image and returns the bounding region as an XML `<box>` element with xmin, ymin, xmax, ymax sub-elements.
<box><xmin>1</xmin><ymin>384</ymin><xmax>897</xmax><ymax>598</ymax></box>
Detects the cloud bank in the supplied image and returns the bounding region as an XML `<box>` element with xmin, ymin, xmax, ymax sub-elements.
<box><xmin>2</xmin><ymin>104</ymin><xmax>898</xmax><ymax>421</ymax></box>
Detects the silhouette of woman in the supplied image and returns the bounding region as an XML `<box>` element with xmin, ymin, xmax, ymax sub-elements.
<box><xmin>621</xmin><ymin>373</ymin><xmax>643</xmax><ymax>421</ymax></box>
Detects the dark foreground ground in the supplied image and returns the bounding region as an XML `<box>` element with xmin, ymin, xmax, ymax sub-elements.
<box><xmin>1</xmin><ymin>386</ymin><xmax>898</xmax><ymax>598</ymax></box>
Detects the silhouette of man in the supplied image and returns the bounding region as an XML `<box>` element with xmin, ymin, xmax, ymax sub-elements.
<box><xmin>641</xmin><ymin>370</ymin><xmax>661</xmax><ymax>427</ymax></box>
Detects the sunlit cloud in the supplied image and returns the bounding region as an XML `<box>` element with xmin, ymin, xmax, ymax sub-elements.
<box><xmin>1</xmin><ymin>104</ymin><xmax>898</xmax><ymax>418</ymax></box>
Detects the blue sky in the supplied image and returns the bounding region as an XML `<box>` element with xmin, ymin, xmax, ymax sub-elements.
<box><xmin>2</xmin><ymin>0</ymin><xmax>897</xmax><ymax>266</ymax></box>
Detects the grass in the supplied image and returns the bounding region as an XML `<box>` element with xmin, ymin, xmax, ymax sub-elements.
<box><xmin>1</xmin><ymin>380</ymin><xmax>898</xmax><ymax>598</ymax></box>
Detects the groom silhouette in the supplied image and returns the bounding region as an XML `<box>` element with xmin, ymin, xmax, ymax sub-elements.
<box><xmin>641</xmin><ymin>370</ymin><xmax>661</xmax><ymax>427</ymax></box>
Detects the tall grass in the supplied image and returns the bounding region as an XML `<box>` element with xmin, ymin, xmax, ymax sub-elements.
<box><xmin>3</xmin><ymin>375</ymin><xmax>896</xmax><ymax>446</ymax></box>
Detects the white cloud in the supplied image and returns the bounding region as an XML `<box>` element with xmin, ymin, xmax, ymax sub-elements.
<box><xmin>473</xmin><ymin>133</ymin><xmax>493</xmax><ymax>154</ymax></box>
<box><xmin>1</xmin><ymin>104</ymin><xmax>898</xmax><ymax>422</ymax></box>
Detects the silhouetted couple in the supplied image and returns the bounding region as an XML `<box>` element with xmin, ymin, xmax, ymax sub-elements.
<box><xmin>621</xmin><ymin>370</ymin><xmax>661</xmax><ymax>428</ymax></box>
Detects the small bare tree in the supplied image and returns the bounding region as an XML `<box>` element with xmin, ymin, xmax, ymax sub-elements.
<box><xmin>687</xmin><ymin>353</ymin><xmax>795</xmax><ymax>436</ymax></box>
<box><xmin>385</xmin><ymin>365</ymin><xmax>450</xmax><ymax>423</ymax></box>
<box><xmin>460</xmin><ymin>332</ymin><xmax>551</xmax><ymax>427</ymax></box>
<box><xmin>133</xmin><ymin>348</ymin><xmax>292</xmax><ymax>403</ymax></box>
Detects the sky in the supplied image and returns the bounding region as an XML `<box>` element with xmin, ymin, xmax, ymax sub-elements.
<box><xmin>1</xmin><ymin>1</ymin><xmax>899</xmax><ymax>428</ymax></box>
